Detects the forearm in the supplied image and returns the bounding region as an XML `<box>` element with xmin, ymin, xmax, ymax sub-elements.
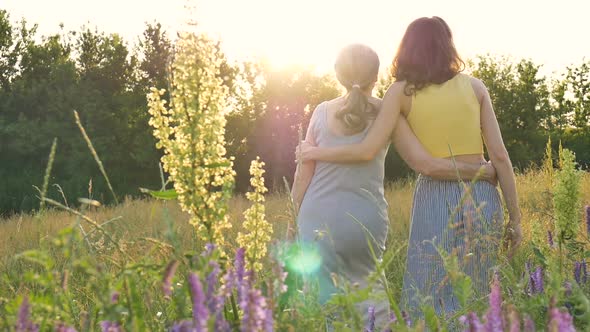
<box><xmin>306</xmin><ymin>144</ymin><xmax>375</xmax><ymax>163</ymax></box>
<box><xmin>291</xmin><ymin>162</ymin><xmax>315</xmax><ymax>211</ymax></box>
<box><xmin>425</xmin><ymin>159</ymin><xmax>490</xmax><ymax>181</ymax></box>
<box><xmin>494</xmin><ymin>159</ymin><xmax>520</xmax><ymax>223</ymax></box>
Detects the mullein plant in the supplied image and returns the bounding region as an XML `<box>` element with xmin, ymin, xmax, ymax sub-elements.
<box><xmin>147</xmin><ymin>31</ymin><xmax>235</xmax><ymax>251</ymax></box>
<box><xmin>237</xmin><ymin>157</ymin><xmax>273</xmax><ymax>272</ymax></box>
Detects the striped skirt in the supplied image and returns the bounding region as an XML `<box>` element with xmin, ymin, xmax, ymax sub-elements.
<box><xmin>401</xmin><ymin>175</ymin><xmax>504</xmax><ymax>317</ymax></box>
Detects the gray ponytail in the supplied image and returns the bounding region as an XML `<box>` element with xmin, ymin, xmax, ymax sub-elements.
<box><xmin>334</xmin><ymin>44</ymin><xmax>380</xmax><ymax>133</ymax></box>
<box><xmin>335</xmin><ymin>84</ymin><xmax>377</xmax><ymax>133</ymax></box>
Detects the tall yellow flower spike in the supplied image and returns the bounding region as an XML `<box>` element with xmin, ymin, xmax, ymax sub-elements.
<box><xmin>147</xmin><ymin>32</ymin><xmax>235</xmax><ymax>253</ymax></box>
<box><xmin>237</xmin><ymin>157</ymin><xmax>272</xmax><ymax>272</ymax></box>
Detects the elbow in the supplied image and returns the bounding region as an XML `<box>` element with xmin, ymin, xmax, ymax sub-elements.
<box><xmin>489</xmin><ymin>149</ymin><xmax>511</xmax><ymax>165</ymax></box>
<box><xmin>418</xmin><ymin>163</ymin><xmax>435</xmax><ymax>177</ymax></box>
<box><xmin>408</xmin><ymin>156</ymin><xmax>435</xmax><ymax>176</ymax></box>
<box><xmin>359</xmin><ymin>148</ymin><xmax>378</xmax><ymax>162</ymax></box>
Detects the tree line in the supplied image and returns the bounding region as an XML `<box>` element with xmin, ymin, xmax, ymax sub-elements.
<box><xmin>0</xmin><ymin>9</ymin><xmax>588</xmax><ymax>215</ymax></box>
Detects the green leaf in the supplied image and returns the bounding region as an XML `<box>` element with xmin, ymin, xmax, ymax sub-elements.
<box><xmin>422</xmin><ymin>305</ymin><xmax>443</xmax><ymax>331</ymax></box>
<box><xmin>533</xmin><ymin>247</ymin><xmax>547</xmax><ymax>267</ymax></box>
<box><xmin>453</xmin><ymin>275</ymin><xmax>473</xmax><ymax>308</ymax></box>
<box><xmin>16</xmin><ymin>250</ymin><xmax>54</xmax><ymax>270</ymax></box>
<box><xmin>140</xmin><ymin>188</ymin><xmax>178</xmax><ymax>200</ymax></box>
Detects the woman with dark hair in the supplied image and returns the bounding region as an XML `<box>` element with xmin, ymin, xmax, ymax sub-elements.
<box><xmin>298</xmin><ymin>17</ymin><xmax>522</xmax><ymax>317</ymax></box>
<box><xmin>292</xmin><ymin>42</ymin><xmax>498</xmax><ymax>326</ymax></box>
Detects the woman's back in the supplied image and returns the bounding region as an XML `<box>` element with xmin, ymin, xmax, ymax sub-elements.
<box><xmin>296</xmin><ymin>100</ymin><xmax>389</xmax><ymax>306</ymax></box>
<box><xmin>406</xmin><ymin>73</ymin><xmax>484</xmax><ymax>159</ymax></box>
<box><xmin>300</xmin><ymin>100</ymin><xmax>388</xmax><ymax>209</ymax></box>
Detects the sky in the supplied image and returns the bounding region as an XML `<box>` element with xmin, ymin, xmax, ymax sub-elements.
<box><xmin>3</xmin><ymin>0</ymin><xmax>590</xmax><ymax>76</ymax></box>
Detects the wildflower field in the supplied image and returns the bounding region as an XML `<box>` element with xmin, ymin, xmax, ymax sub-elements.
<box><xmin>1</xmin><ymin>31</ymin><xmax>590</xmax><ymax>332</ymax></box>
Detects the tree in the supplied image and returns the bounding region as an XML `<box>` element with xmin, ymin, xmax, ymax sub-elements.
<box><xmin>565</xmin><ymin>60</ymin><xmax>590</xmax><ymax>128</ymax></box>
<box><xmin>470</xmin><ymin>55</ymin><xmax>551</xmax><ymax>167</ymax></box>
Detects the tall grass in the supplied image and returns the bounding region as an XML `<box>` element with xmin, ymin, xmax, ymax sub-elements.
<box><xmin>2</xmin><ymin>169</ymin><xmax>588</xmax><ymax>298</ymax></box>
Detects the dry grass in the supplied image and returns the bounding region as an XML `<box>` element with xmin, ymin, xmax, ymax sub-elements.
<box><xmin>1</xmin><ymin>169</ymin><xmax>589</xmax><ymax>297</ymax></box>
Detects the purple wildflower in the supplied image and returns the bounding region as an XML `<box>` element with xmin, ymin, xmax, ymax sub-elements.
<box><xmin>459</xmin><ymin>312</ymin><xmax>484</xmax><ymax>332</ymax></box>
<box><xmin>240</xmin><ymin>286</ymin><xmax>268</xmax><ymax>332</ymax></box>
<box><xmin>16</xmin><ymin>296</ymin><xmax>30</xmax><ymax>330</ymax></box>
<box><xmin>401</xmin><ymin>310</ymin><xmax>412</xmax><ymax>327</ymax></box>
<box><xmin>272</xmin><ymin>260</ymin><xmax>288</xmax><ymax>294</ymax></box>
<box><xmin>221</xmin><ymin>268</ymin><xmax>235</xmax><ymax>298</ymax></box>
<box><xmin>206</xmin><ymin>261</ymin><xmax>222</xmax><ymax>313</ymax></box>
<box><xmin>264</xmin><ymin>308</ymin><xmax>274</xmax><ymax>332</ymax></box>
<box><xmin>525</xmin><ymin>262</ymin><xmax>532</xmax><ymax>294</ymax></box>
<box><xmin>162</xmin><ymin>260</ymin><xmax>179</xmax><ymax>297</ymax></box>
<box><xmin>188</xmin><ymin>272</ymin><xmax>208</xmax><ymax>332</ymax></box>
<box><xmin>558</xmin><ymin>311</ymin><xmax>576</xmax><ymax>332</ymax></box>
<box><xmin>585</xmin><ymin>205</ymin><xmax>590</xmax><ymax>236</ymax></box>
<box><xmin>202</xmin><ymin>243</ymin><xmax>216</xmax><ymax>257</ymax></box>
<box><xmin>214</xmin><ymin>312</ymin><xmax>231</xmax><ymax>332</ymax></box>
<box><xmin>15</xmin><ymin>296</ymin><xmax>39</xmax><ymax>332</ymax></box>
<box><xmin>508</xmin><ymin>309</ymin><xmax>520</xmax><ymax>332</ymax></box>
<box><xmin>582</xmin><ymin>260</ymin><xmax>587</xmax><ymax>283</ymax></box>
<box><xmin>547</xmin><ymin>230</ymin><xmax>554</xmax><ymax>248</ymax></box>
<box><xmin>531</xmin><ymin>267</ymin><xmax>544</xmax><ymax>294</ymax></box>
<box><xmin>54</xmin><ymin>323</ymin><xmax>77</xmax><ymax>332</ymax></box>
<box><xmin>383</xmin><ymin>311</ymin><xmax>398</xmax><ymax>332</ymax></box>
<box><xmin>110</xmin><ymin>291</ymin><xmax>119</xmax><ymax>304</ymax></box>
<box><xmin>235</xmin><ymin>248</ymin><xmax>246</xmax><ymax>281</ymax></box>
<box><xmin>548</xmin><ymin>299</ymin><xmax>576</xmax><ymax>332</ymax></box>
<box><xmin>364</xmin><ymin>305</ymin><xmax>376</xmax><ymax>332</ymax></box>
<box><xmin>99</xmin><ymin>321</ymin><xmax>122</xmax><ymax>332</ymax></box>
<box><xmin>523</xmin><ymin>315</ymin><xmax>535</xmax><ymax>332</ymax></box>
<box><xmin>170</xmin><ymin>320</ymin><xmax>194</xmax><ymax>332</ymax></box>
<box><xmin>389</xmin><ymin>311</ymin><xmax>397</xmax><ymax>324</ymax></box>
<box><xmin>484</xmin><ymin>274</ymin><xmax>503</xmax><ymax>332</ymax></box>
<box><xmin>235</xmin><ymin>248</ymin><xmax>248</xmax><ymax>301</ymax></box>
<box><xmin>575</xmin><ymin>262</ymin><xmax>582</xmax><ymax>284</ymax></box>
<box><xmin>564</xmin><ymin>281</ymin><xmax>572</xmax><ymax>296</ymax></box>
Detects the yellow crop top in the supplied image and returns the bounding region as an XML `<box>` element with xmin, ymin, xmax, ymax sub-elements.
<box><xmin>406</xmin><ymin>73</ymin><xmax>484</xmax><ymax>158</ymax></box>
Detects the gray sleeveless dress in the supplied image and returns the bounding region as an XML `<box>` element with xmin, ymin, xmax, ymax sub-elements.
<box><xmin>297</xmin><ymin>101</ymin><xmax>389</xmax><ymax>319</ymax></box>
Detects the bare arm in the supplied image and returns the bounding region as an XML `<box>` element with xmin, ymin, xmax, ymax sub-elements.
<box><xmin>292</xmin><ymin>162</ymin><xmax>315</xmax><ymax>212</ymax></box>
<box><xmin>393</xmin><ymin>116</ymin><xmax>496</xmax><ymax>182</ymax></box>
<box><xmin>300</xmin><ymin>83</ymin><xmax>405</xmax><ymax>162</ymax></box>
<box><xmin>474</xmin><ymin>78</ymin><xmax>522</xmax><ymax>251</ymax></box>
<box><xmin>299</xmin><ymin>82</ymin><xmax>496</xmax><ymax>182</ymax></box>
<box><xmin>291</xmin><ymin>108</ymin><xmax>318</xmax><ymax>212</ymax></box>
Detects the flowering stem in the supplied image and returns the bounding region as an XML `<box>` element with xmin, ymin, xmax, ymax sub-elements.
<box><xmin>230</xmin><ymin>292</ymin><xmax>240</xmax><ymax>325</ymax></box>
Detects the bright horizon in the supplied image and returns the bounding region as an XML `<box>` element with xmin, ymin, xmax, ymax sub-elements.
<box><xmin>3</xmin><ymin>0</ymin><xmax>590</xmax><ymax>76</ymax></box>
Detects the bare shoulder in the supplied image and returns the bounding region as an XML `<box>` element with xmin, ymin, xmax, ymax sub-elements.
<box><xmin>384</xmin><ymin>81</ymin><xmax>405</xmax><ymax>98</ymax></box>
<box><xmin>468</xmin><ymin>75</ymin><xmax>488</xmax><ymax>101</ymax></box>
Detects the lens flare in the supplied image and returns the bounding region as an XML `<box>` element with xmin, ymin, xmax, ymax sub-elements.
<box><xmin>281</xmin><ymin>241</ymin><xmax>322</xmax><ymax>275</ymax></box>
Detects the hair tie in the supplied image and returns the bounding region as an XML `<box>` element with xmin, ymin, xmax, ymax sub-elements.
<box><xmin>352</xmin><ymin>84</ymin><xmax>360</xmax><ymax>89</ymax></box>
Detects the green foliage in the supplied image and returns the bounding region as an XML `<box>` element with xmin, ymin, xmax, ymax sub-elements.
<box><xmin>554</xmin><ymin>148</ymin><xmax>582</xmax><ymax>248</ymax></box>
<box><xmin>469</xmin><ymin>56</ymin><xmax>551</xmax><ymax>167</ymax></box>
<box><xmin>1</xmin><ymin>10</ymin><xmax>590</xmax><ymax>220</ymax></box>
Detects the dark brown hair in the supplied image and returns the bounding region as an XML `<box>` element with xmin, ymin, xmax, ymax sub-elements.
<box><xmin>334</xmin><ymin>44</ymin><xmax>380</xmax><ymax>133</ymax></box>
<box><xmin>391</xmin><ymin>16</ymin><xmax>465</xmax><ymax>95</ymax></box>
